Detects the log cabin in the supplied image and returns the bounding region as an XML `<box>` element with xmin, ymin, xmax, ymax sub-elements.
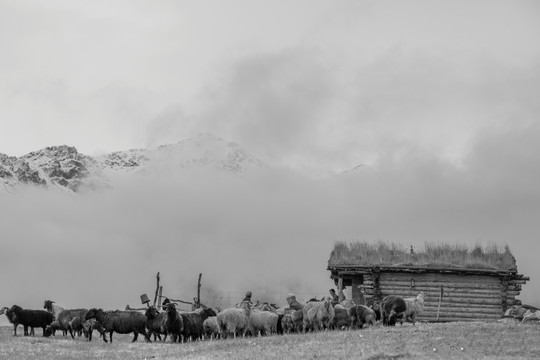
<box><xmin>327</xmin><ymin>241</ymin><xmax>529</xmax><ymax>322</ymax></box>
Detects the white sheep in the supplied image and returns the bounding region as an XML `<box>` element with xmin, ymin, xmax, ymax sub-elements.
<box><xmin>302</xmin><ymin>298</ymin><xmax>335</xmax><ymax>332</ymax></box>
<box><xmin>521</xmin><ymin>309</ymin><xmax>540</xmax><ymax>322</ymax></box>
<box><xmin>249</xmin><ymin>310</ymin><xmax>278</xmax><ymax>336</ymax></box>
<box><xmin>402</xmin><ymin>292</ymin><xmax>425</xmax><ymax>325</ymax></box>
<box><xmin>216</xmin><ymin>301</ymin><xmax>251</xmax><ymax>339</ymax></box>
<box><xmin>203</xmin><ymin>316</ymin><xmax>221</xmax><ymax>339</ymax></box>
<box><xmin>43</xmin><ymin>300</ymin><xmax>65</xmax><ymax>320</ymax></box>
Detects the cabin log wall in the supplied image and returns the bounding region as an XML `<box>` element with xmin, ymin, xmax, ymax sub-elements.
<box><xmin>378</xmin><ymin>272</ymin><xmax>504</xmax><ymax>321</ymax></box>
<box><xmin>329</xmin><ymin>267</ymin><xmax>529</xmax><ymax>321</ymax></box>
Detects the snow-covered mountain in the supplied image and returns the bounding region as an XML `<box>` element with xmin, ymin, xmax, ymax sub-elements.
<box><xmin>0</xmin><ymin>134</ymin><xmax>263</xmax><ymax>193</ymax></box>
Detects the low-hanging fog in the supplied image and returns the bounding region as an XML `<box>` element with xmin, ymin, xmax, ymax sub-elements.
<box><xmin>1</xmin><ymin>121</ymin><xmax>539</xmax><ymax>319</ymax></box>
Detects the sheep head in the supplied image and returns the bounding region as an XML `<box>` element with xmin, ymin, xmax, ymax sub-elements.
<box><xmin>43</xmin><ymin>326</ymin><xmax>54</xmax><ymax>337</ymax></box>
<box><xmin>9</xmin><ymin>305</ymin><xmax>23</xmax><ymax>314</ymax></box>
<box><xmin>165</xmin><ymin>303</ymin><xmax>177</xmax><ymax>313</ymax></box>
<box><xmin>85</xmin><ymin>308</ymin><xmax>101</xmax><ymax>320</ymax></box>
<box><xmin>43</xmin><ymin>300</ymin><xmax>55</xmax><ymax>311</ymax></box>
<box><xmin>145</xmin><ymin>306</ymin><xmax>160</xmax><ymax>319</ymax></box>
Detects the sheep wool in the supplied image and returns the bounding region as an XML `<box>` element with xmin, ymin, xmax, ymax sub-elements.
<box><xmin>85</xmin><ymin>308</ymin><xmax>151</xmax><ymax>343</ymax></box>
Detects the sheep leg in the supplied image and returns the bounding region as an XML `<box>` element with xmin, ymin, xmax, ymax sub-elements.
<box><xmin>143</xmin><ymin>330</ymin><xmax>152</xmax><ymax>342</ymax></box>
<box><xmin>24</xmin><ymin>325</ymin><xmax>29</xmax><ymax>336</ymax></box>
<box><xmin>13</xmin><ymin>324</ymin><xmax>18</xmax><ymax>336</ymax></box>
<box><xmin>131</xmin><ymin>332</ymin><xmax>139</xmax><ymax>342</ymax></box>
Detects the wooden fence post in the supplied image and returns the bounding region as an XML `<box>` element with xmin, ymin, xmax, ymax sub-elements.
<box><xmin>196</xmin><ymin>273</ymin><xmax>202</xmax><ymax>308</ymax></box>
<box><xmin>153</xmin><ymin>272</ymin><xmax>160</xmax><ymax>306</ymax></box>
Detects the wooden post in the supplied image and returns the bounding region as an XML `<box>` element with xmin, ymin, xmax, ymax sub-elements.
<box><xmin>501</xmin><ymin>276</ymin><xmax>509</xmax><ymax>312</ymax></box>
<box><xmin>196</xmin><ymin>273</ymin><xmax>202</xmax><ymax>309</ymax></box>
<box><xmin>153</xmin><ymin>272</ymin><xmax>160</xmax><ymax>306</ymax></box>
<box><xmin>337</xmin><ymin>276</ymin><xmax>344</xmax><ymax>301</ymax></box>
<box><xmin>158</xmin><ymin>286</ymin><xmax>163</xmax><ymax>310</ymax></box>
<box><xmin>436</xmin><ymin>285</ymin><xmax>443</xmax><ymax>321</ymax></box>
<box><xmin>372</xmin><ymin>267</ymin><xmax>382</xmax><ymax>301</ymax></box>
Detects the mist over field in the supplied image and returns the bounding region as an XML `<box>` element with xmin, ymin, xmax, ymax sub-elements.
<box><xmin>1</xmin><ymin>122</ymin><xmax>539</xmax><ymax>323</ymax></box>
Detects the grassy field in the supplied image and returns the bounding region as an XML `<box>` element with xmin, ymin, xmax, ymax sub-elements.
<box><xmin>1</xmin><ymin>320</ymin><xmax>539</xmax><ymax>360</ymax></box>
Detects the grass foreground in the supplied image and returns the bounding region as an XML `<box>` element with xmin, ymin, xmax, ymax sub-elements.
<box><xmin>1</xmin><ymin>320</ymin><xmax>539</xmax><ymax>359</ymax></box>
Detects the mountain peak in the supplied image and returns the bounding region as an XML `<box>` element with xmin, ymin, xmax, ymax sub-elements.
<box><xmin>153</xmin><ymin>133</ymin><xmax>262</xmax><ymax>174</ymax></box>
<box><xmin>1</xmin><ymin>135</ymin><xmax>263</xmax><ymax>193</ymax></box>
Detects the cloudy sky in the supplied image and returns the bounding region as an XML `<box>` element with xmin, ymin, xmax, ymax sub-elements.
<box><xmin>1</xmin><ymin>0</ymin><xmax>540</xmax><ymax>317</ymax></box>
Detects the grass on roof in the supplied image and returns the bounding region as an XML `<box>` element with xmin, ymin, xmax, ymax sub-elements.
<box><xmin>328</xmin><ymin>241</ymin><xmax>517</xmax><ymax>271</ymax></box>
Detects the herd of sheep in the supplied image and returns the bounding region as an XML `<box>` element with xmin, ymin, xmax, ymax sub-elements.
<box><xmin>0</xmin><ymin>292</ymin><xmax>425</xmax><ymax>343</ymax></box>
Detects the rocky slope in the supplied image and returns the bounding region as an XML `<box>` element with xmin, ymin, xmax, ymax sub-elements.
<box><xmin>0</xmin><ymin>134</ymin><xmax>262</xmax><ymax>193</ymax></box>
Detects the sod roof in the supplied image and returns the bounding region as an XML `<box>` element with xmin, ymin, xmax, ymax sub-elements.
<box><xmin>328</xmin><ymin>241</ymin><xmax>517</xmax><ymax>272</ymax></box>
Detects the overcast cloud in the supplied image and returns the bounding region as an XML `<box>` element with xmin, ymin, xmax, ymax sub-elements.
<box><xmin>1</xmin><ymin>0</ymin><xmax>539</xmax><ymax>321</ymax></box>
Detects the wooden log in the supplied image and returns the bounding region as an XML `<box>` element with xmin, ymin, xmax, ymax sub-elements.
<box><xmin>423</xmin><ymin>306</ymin><xmax>502</xmax><ymax>315</ymax></box>
<box><xmin>390</xmin><ymin>287</ymin><xmax>503</xmax><ymax>294</ymax></box>
<box><xmin>379</xmin><ymin>273</ymin><xmax>502</xmax><ymax>284</ymax></box>
<box><xmin>379</xmin><ymin>280</ymin><xmax>501</xmax><ymax>289</ymax></box>
<box><xmin>419</xmin><ymin>316</ymin><xmax>500</xmax><ymax>322</ymax></box>
<box><xmin>361</xmin><ymin>286</ymin><xmax>374</xmax><ymax>291</ymax></box>
<box><xmin>153</xmin><ymin>272</ymin><xmax>160</xmax><ymax>306</ymax></box>
<box><xmin>379</xmin><ymin>273</ymin><xmax>502</xmax><ymax>281</ymax></box>
<box><xmin>384</xmin><ymin>295</ymin><xmax>503</xmax><ymax>306</ymax></box>
<box><xmin>330</xmin><ymin>265</ymin><xmax>514</xmax><ymax>276</ymax></box>
<box><xmin>420</xmin><ymin>311</ymin><xmax>502</xmax><ymax>319</ymax></box>
<box><xmin>379</xmin><ymin>283</ymin><xmax>502</xmax><ymax>293</ymax></box>
<box><xmin>380</xmin><ymin>280</ymin><xmax>502</xmax><ymax>289</ymax></box>
<box><xmin>422</xmin><ymin>302</ymin><xmax>502</xmax><ymax>310</ymax></box>
<box><xmin>337</xmin><ymin>271</ymin><xmax>372</xmax><ymax>275</ymax></box>
<box><xmin>507</xmin><ymin>299</ymin><xmax>522</xmax><ymax>306</ymax></box>
<box><xmin>508</xmin><ymin>279</ymin><xmax>528</xmax><ymax>285</ymax></box>
<box><xmin>378</xmin><ymin>288</ymin><xmax>502</xmax><ymax>299</ymax></box>
<box><xmin>196</xmin><ymin>273</ymin><xmax>202</xmax><ymax>309</ymax></box>
<box><xmin>363</xmin><ymin>288</ymin><xmax>503</xmax><ymax>301</ymax></box>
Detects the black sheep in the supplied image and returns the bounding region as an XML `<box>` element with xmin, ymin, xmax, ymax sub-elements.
<box><xmin>1</xmin><ymin>306</ymin><xmax>20</xmax><ymax>336</ymax></box>
<box><xmin>9</xmin><ymin>305</ymin><xmax>54</xmax><ymax>336</ymax></box>
<box><xmin>144</xmin><ymin>306</ymin><xmax>168</xmax><ymax>341</ymax></box>
<box><xmin>55</xmin><ymin>309</ymin><xmax>88</xmax><ymax>339</ymax></box>
<box><xmin>44</xmin><ymin>321</ymin><xmax>62</xmax><ymax>337</ymax></box>
<box><xmin>380</xmin><ymin>295</ymin><xmax>407</xmax><ymax>326</ymax></box>
<box><xmin>85</xmin><ymin>308</ymin><xmax>152</xmax><ymax>343</ymax></box>
<box><xmin>348</xmin><ymin>305</ymin><xmax>376</xmax><ymax>329</ymax></box>
<box><xmin>276</xmin><ymin>314</ymin><xmax>284</xmax><ymax>335</ymax></box>
<box><xmin>368</xmin><ymin>301</ymin><xmax>382</xmax><ymax>321</ymax></box>
<box><xmin>165</xmin><ymin>303</ymin><xmax>183</xmax><ymax>343</ymax></box>
<box><xmin>180</xmin><ymin>307</ymin><xmax>217</xmax><ymax>342</ymax></box>
<box><xmin>82</xmin><ymin>318</ymin><xmax>107</xmax><ymax>341</ymax></box>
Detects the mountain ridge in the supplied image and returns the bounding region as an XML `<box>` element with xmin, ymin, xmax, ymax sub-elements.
<box><xmin>0</xmin><ymin>134</ymin><xmax>262</xmax><ymax>193</ymax></box>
